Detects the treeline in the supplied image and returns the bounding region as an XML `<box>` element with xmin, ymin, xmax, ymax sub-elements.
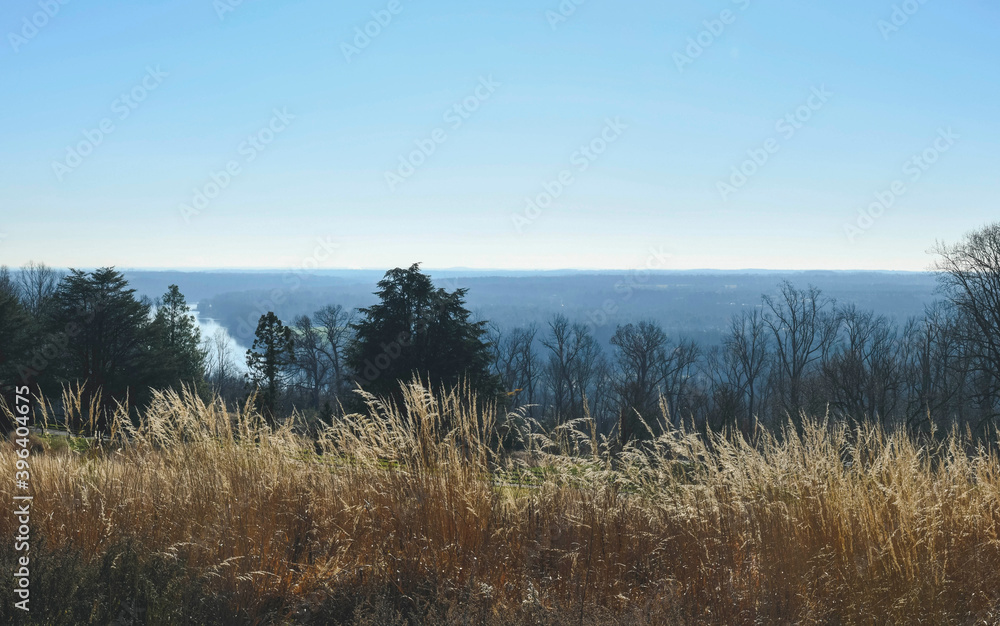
<box><xmin>244</xmin><ymin>227</ymin><xmax>1000</xmax><ymax>441</ymax></box>
<box><xmin>196</xmin><ymin>270</ymin><xmax>938</xmax><ymax>351</ymax></box>
<box><xmin>0</xmin><ymin>265</ymin><xmax>206</xmax><ymax>432</ymax></box>
<box><xmin>3</xmin><ymin>223</ymin><xmax>1000</xmax><ymax>440</ymax></box>
<box><xmin>491</xmin><ymin>285</ymin><xmax>990</xmax><ymax>440</ymax></box>
<box><xmin>490</xmin><ymin>223</ymin><xmax>1000</xmax><ymax>439</ymax></box>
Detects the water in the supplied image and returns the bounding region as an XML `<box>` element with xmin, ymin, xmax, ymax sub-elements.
<box><xmin>190</xmin><ymin>303</ymin><xmax>248</xmax><ymax>371</ymax></box>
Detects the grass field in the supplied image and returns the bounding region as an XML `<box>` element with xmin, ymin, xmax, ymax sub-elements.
<box><xmin>2</xmin><ymin>383</ymin><xmax>1000</xmax><ymax>624</ymax></box>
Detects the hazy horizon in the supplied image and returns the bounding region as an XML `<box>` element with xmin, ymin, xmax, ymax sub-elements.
<box><xmin>20</xmin><ymin>265</ymin><xmax>941</xmax><ymax>274</ymax></box>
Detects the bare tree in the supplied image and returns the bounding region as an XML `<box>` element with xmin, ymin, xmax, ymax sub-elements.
<box><xmin>314</xmin><ymin>304</ymin><xmax>354</xmax><ymax>406</ymax></box>
<box><xmin>611</xmin><ymin>321</ymin><xmax>668</xmax><ymax>442</ymax></box>
<box><xmin>726</xmin><ymin>308</ymin><xmax>771</xmax><ymax>428</ymax></box>
<box><xmin>489</xmin><ymin>323</ymin><xmax>540</xmax><ymax>415</ymax></box>
<box><xmin>17</xmin><ymin>261</ymin><xmax>60</xmax><ymax>316</ymax></box>
<box><xmin>542</xmin><ymin>315</ymin><xmax>575</xmax><ymax>424</ymax></box>
<box><xmin>658</xmin><ymin>339</ymin><xmax>700</xmax><ymax>428</ymax></box>
<box><xmin>934</xmin><ymin>223</ymin><xmax>1000</xmax><ymax>428</ymax></box>
<box><xmin>541</xmin><ymin>315</ymin><xmax>606</xmax><ymax>426</ymax></box>
<box><xmin>488</xmin><ymin>324</ymin><xmax>514</xmax><ymax>388</ymax></box>
<box><xmin>762</xmin><ymin>282</ymin><xmax>839</xmax><ymax>433</ymax></box>
<box><xmin>705</xmin><ymin>312</ymin><xmax>767</xmax><ymax>432</ymax></box>
<box><xmin>821</xmin><ymin>305</ymin><xmax>901</xmax><ymax>426</ymax></box>
<box><xmin>292</xmin><ymin>315</ymin><xmax>330</xmax><ymax>409</ymax></box>
<box><xmin>899</xmin><ymin>303</ymin><xmax>976</xmax><ymax>432</ymax></box>
<box><xmin>585</xmin><ymin>353</ymin><xmax>615</xmax><ymax>435</ymax></box>
<box><xmin>203</xmin><ymin>328</ymin><xmax>239</xmax><ymax>400</ymax></box>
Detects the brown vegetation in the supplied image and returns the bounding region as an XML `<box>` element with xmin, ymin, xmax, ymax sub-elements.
<box><xmin>2</xmin><ymin>383</ymin><xmax>1000</xmax><ymax>624</ymax></box>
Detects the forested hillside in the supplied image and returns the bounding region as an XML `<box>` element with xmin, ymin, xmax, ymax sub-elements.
<box><xmin>2</xmin><ymin>226</ymin><xmax>999</xmax><ymax>440</ymax></box>
<box><xmin>172</xmin><ymin>270</ymin><xmax>938</xmax><ymax>349</ymax></box>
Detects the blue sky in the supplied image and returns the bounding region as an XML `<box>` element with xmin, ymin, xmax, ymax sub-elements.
<box><xmin>1</xmin><ymin>0</ymin><xmax>997</xmax><ymax>271</ymax></box>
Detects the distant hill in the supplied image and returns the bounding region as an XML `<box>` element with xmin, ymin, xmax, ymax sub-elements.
<box><xmin>123</xmin><ymin>270</ymin><xmax>941</xmax><ymax>348</ymax></box>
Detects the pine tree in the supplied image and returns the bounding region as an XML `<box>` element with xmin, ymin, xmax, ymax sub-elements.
<box><xmin>0</xmin><ymin>267</ymin><xmax>33</xmax><ymax>430</ymax></box>
<box><xmin>46</xmin><ymin>267</ymin><xmax>155</xmax><ymax>431</ymax></box>
<box><xmin>152</xmin><ymin>285</ymin><xmax>207</xmax><ymax>396</ymax></box>
<box><xmin>346</xmin><ymin>263</ymin><xmax>500</xmax><ymax>403</ymax></box>
<box><xmin>246</xmin><ymin>312</ymin><xmax>295</xmax><ymax>422</ymax></box>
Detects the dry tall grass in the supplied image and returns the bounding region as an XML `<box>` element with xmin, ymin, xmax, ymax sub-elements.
<box><xmin>2</xmin><ymin>382</ymin><xmax>1000</xmax><ymax>624</ymax></box>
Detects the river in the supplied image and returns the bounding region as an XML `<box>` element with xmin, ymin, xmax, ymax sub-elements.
<box><xmin>190</xmin><ymin>303</ymin><xmax>248</xmax><ymax>371</ymax></box>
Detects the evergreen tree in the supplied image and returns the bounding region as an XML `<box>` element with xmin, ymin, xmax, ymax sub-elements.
<box><xmin>246</xmin><ymin>312</ymin><xmax>295</xmax><ymax>422</ymax></box>
<box><xmin>0</xmin><ymin>267</ymin><xmax>34</xmax><ymax>430</ymax></box>
<box><xmin>346</xmin><ymin>263</ymin><xmax>500</xmax><ymax>403</ymax></box>
<box><xmin>46</xmin><ymin>267</ymin><xmax>156</xmax><ymax>431</ymax></box>
<box><xmin>151</xmin><ymin>285</ymin><xmax>207</xmax><ymax>396</ymax></box>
